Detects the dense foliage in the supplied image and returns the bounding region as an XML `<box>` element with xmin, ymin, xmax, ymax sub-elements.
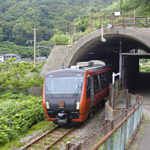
<box><xmin>0</xmin><ymin>0</ymin><xmax>111</xmax><ymax>45</ymax></box>
<box><xmin>106</xmin><ymin>0</ymin><xmax>150</xmax><ymax>16</ymax></box>
<box><xmin>0</xmin><ymin>41</ymin><xmax>51</xmax><ymax>58</ymax></box>
<box><xmin>0</xmin><ymin>93</ymin><xmax>45</xmax><ymax>145</ymax></box>
<box><xmin>0</xmin><ymin>60</ymin><xmax>43</xmax><ymax>94</ymax></box>
<box><xmin>139</xmin><ymin>59</ymin><xmax>150</xmax><ymax>72</ymax></box>
<box><xmin>51</xmin><ymin>34</ymin><xmax>69</xmax><ymax>45</ymax></box>
<box><xmin>0</xmin><ymin>61</ymin><xmax>45</xmax><ymax>145</ymax></box>
<box><xmin>0</xmin><ymin>0</ymin><xmax>111</xmax><ymax>57</ymax></box>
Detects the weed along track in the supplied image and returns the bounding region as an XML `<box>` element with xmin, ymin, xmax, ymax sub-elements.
<box><xmin>20</xmin><ymin>126</ymin><xmax>75</xmax><ymax>150</ymax></box>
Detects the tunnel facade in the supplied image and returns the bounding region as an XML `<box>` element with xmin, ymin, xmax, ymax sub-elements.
<box><xmin>62</xmin><ymin>28</ymin><xmax>150</xmax><ymax>92</ymax></box>
<box><xmin>42</xmin><ymin>27</ymin><xmax>150</xmax><ymax>93</ymax></box>
<box><xmin>64</xmin><ymin>28</ymin><xmax>150</xmax><ymax>69</ymax></box>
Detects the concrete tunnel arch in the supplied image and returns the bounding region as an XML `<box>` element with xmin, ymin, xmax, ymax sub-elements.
<box><xmin>62</xmin><ymin>27</ymin><xmax>150</xmax><ymax>93</ymax></box>
<box><xmin>64</xmin><ymin>28</ymin><xmax>150</xmax><ymax>71</ymax></box>
<box><xmin>42</xmin><ymin>27</ymin><xmax>150</xmax><ymax>93</ymax></box>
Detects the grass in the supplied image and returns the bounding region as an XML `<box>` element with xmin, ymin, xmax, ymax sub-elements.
<box><xmin>63</xmin><ymin>136</ymin><xmax>76</xmax><ymax>144</ymax></box>
<box><xmin>96</xmin><ymin>115</ymin><xmax>99</xmax><ymax>118</ymax></box>
<box><xmin>0</xmin><ymin>120</ymin><xmax>56</xmax><ymax>150</ymax></box>
<box><xmin>50</xmin><ymin>146</ymin><xmax>60</xmax><ymax>150</ymax></box>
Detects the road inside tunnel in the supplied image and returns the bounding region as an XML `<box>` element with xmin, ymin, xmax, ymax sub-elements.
<box><xmin>69</xmin><ymin>34</ymin><xmax>150</xmax><ymax>94</ymax></box>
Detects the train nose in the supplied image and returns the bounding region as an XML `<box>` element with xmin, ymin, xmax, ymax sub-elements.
<box><xmin>57</xmin><ymin>113</ymin><xmax>67</xmax><ymax>124</ymax></box>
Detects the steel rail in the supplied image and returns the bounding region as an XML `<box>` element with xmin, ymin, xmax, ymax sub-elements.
<box><xmin>19</xmin><ymin>125</ymin><xmax>59</xmax><ymax>150</ymax></box>
<box><xmin>45</xmin><ymin>127</ymin><xmax>75</xmax><ymax>150</ymax></box>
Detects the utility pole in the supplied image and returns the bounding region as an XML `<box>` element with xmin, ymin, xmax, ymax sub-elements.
<box><xmin>34</xmin><ymin>28</ymin><xmax>36</xmax><ymax>65</ymax></box>
<box><xmin>120</xmin><ymin>0</ymin><xmax>122</xmax><ymax>10</ymax></box>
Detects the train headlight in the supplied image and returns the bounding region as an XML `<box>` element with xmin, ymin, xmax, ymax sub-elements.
<box><xmin>46</xmin><ymin>101</ymin><xmax>50</xmax><ymax>109</ymax></box>
<box><xmin>76</xmin><ymin>102</ymin><xmax>80</xmax><ymax>110</ymax></box>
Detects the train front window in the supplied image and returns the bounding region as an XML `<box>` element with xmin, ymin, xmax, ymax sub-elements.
<box><xmin>45</xmin><ymin>76</ymin><xmax>83</xmax><ymax>94</ymax></box>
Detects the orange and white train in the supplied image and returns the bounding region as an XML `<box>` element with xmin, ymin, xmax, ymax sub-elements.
<box><xmin>42</xmin><ymin>62</ymin><xmax>112</xmax><ymax>124</ymax></box>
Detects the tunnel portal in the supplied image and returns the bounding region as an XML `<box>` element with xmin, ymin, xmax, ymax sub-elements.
<box><xmin>64</xmin><ymin>28</ymin><xmax>150</xmax><ymax>93</ymax></box>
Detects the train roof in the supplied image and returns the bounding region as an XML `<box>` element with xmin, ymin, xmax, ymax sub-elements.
<box><xmin>46</xmin><ymin>68</ymin><xmax>85</xmax><ymax>77</ymax></box>
<box><xmin>46</xmin><ymin>64</ymin><xmax>111</xmax><ymax>77</ymax></box>
<box><xmin>83</xmin><ymin>64</ymin><xmax>111</xmax><ymax>72</ymax></box>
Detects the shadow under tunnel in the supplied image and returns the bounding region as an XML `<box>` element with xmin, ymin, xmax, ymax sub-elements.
<box><xmin>121</xmin><ymin>54</ymin><xmax>150</xmax><ymax>94</ymax></box>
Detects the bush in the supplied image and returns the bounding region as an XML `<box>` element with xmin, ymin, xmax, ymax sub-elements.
<box><xmin>0</xmin><ymin>61</ymin><xmax>43</xmax><ymax>94</ymax></box>
<box><xmin>51</xmin><ymin>34</ymin><xmax>69</xmax><ymax>45</ymax></box>
<box><xmin>0</xmin><ymin>94</ymin><xmax>45</xmax><ymax>145</ymax></box>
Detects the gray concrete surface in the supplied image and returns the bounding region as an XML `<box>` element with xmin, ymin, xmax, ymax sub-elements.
<box><xmin>41</xmin><ymin>45</ymin><xmax>69</xmax><ymax>77</ymax></box>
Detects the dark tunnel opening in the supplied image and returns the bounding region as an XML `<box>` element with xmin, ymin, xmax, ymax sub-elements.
<box><xmin>70</xmin><ymin>34</ymin><xmax>150</xmax><ymax>94</ymax></box>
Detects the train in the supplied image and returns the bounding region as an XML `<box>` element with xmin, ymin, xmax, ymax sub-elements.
<box><xmin>42</xmin><ymin>61</ymin><xmax>112</xmax><ymax>124</ymax></box>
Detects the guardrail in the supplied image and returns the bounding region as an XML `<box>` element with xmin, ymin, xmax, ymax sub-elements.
<box><xmin>58</xmin><ymin>9</ymin><xmax>150</xmax><ymax>36</ymax></box>
<box><xmin>90</xmin><ymin>97</ymin><xmax>143</xmax><ymax>150</ymax></box>
<box><xmin>109</xmin><ymin>79</ymin><xmax>139</xmax><ymax>110</ymax></box>
<box><xmin>90</xmin><ymin>10</ymin><xmax>150</xmax><ymax>31</ymax></box>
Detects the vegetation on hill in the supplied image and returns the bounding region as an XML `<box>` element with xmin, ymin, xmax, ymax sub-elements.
<box><xmin>105</xmin><ymin>0</ymin><xmax>150</xmax><ymax>16</ymax></box>
<box><xmin>71</xmin><ymin>0</ymin><xmax>150</xmax><ymax>37</ymax></box>
<box><xmin>0</xmin><ymin>60</ymin><xmax>43</xmax><ymax>94</ymax></box>
<box><xmin>0</xmin><ymin>0</ymin><xmax>111</xmax><ymax>45</ymax></box>
<box><xmin>0</xmin><ymin>60</ymin><xmax>45</xmax><ymax>145</ymax></box>
<box><xmin>0</xmin><ymin>41</ymin><xmax>51</xmax><ymax>58</ymax></box>
<box><xmin>0</xmin><ymin>94</ymin><xmax>44</xmax><ymax>145</ymax></box>
<box><xmin>0</xmin><ymin>0</ymin><xmax>111</xmax><ymax>57</ymax></box>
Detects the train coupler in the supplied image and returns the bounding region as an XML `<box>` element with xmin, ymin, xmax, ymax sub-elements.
<box><xmin>57</xmin><ymin>113</ymin><xmax>67</xmax><ymax>124</ymax></box>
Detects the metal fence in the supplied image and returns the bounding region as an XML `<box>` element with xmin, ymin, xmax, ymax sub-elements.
<box><xmin>61</xmin><ymin>9</ymin><xmax>150</xmax><ymax>36</ymax></box>
<box><xmin>108</xmin><ymin>79</ymin><xmax>139</xmax><ymax>110</ymax></box>
<box><xmin>90</xmin><ymin>98</ymin><xmax>143</xmax><ymax>150</ymax></box>
<box><xmin>90</xmin><ymin>10</ymin><xmax>150</xmax><ymax>31</ymax></box>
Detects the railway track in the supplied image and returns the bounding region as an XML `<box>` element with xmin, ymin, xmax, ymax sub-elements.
<box><xmin>20</xmin><ymin>126</ymin><xmax>75</xmax><ymax>150</ymax></box>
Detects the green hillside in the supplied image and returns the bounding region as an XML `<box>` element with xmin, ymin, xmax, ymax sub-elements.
<box><xmin>73</xmin><ymin>0</ymin><xmax>150</xmax><ymax>36</ymax></box>
<box><xmin>0</xmin><ymin>0</ymin><xmax>111</xmax><ymax>57</ymax></box>
<box><xmin>106</xmin><ymin>0</ymin><xmax>150</xmax><ymax>16</ymax></box>
<box><xmin>0</xmin><ymin>0</ymin><xmax>111</xmax><ymax>45</ymax></box>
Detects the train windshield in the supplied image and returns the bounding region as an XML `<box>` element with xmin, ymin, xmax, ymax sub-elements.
<box><xmin>45</xmin><ymin>76</ymin><xmax>83</xmax><ymax>94</ymax></box>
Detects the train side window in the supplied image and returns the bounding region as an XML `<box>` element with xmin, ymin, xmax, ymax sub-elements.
<box><xmin>98</xmin><ymin>74</ymin><xmax>102</xmax><ymax>91</ymax></box>
<box><xmin>86</xmin><ymin>77</ymin><xmax>91</xmax><ymax>99</ymax></box>
<box><xmin>94</xmin><ymin>75</ymin><xmax>100</xmax><ymax>94</ymax></box>
<box><xmin>103</xmin><ymin>72</ymin><xmax>107</xmax><ymax>88</ymax></box>
<box><xmin>100</xmin><ymin>73</ymin><xmax>105</xmax><ymax>89</ymax></box>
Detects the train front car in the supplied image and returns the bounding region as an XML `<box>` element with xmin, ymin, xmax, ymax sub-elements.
<box><xmin>42</xmin><ymin>69</ymin><xmax>86</xmax><ymax>125</ymax></box>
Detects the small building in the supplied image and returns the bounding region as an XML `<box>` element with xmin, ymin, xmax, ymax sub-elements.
<box><xmin>0</xmin><ymin>54</ymin><xmax>21</xmax><ymax>63</ymax></box>
<box><xmin>0</xmin><ymin>54</ymin><xmax>4</xmax><ymax>62</ymax></box>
